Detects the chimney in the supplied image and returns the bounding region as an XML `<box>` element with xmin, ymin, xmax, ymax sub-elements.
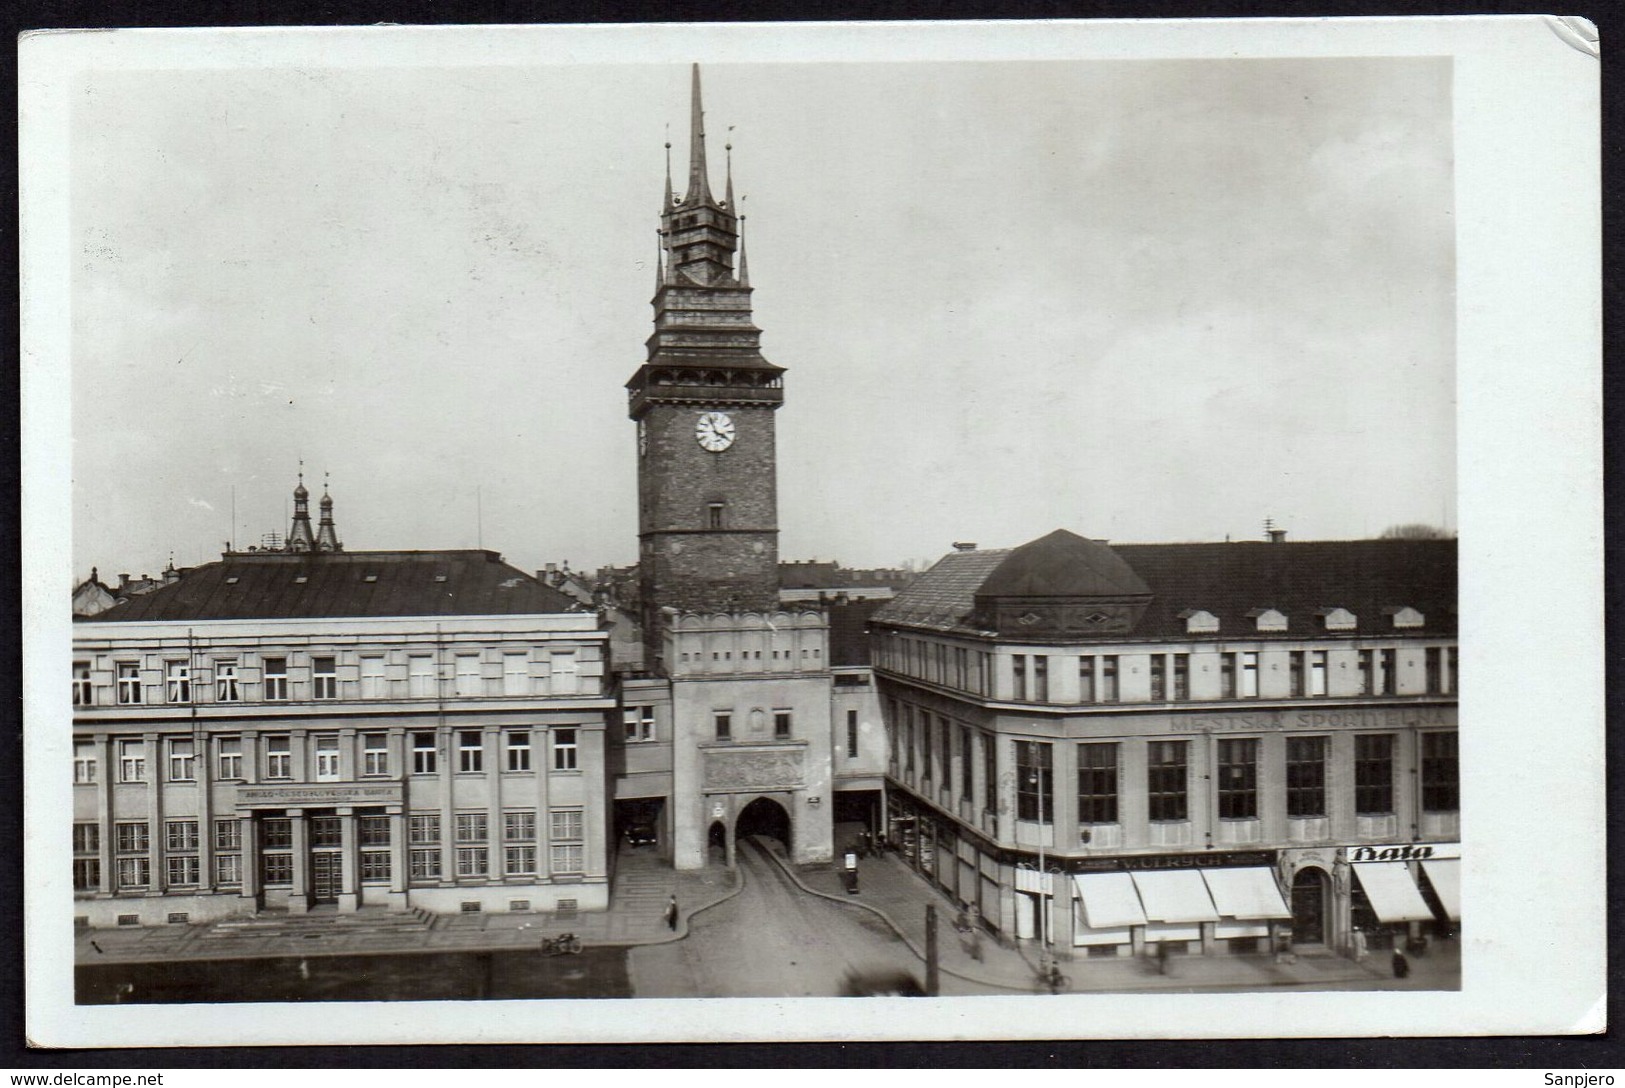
<box><xmin>952</xmin><ymin>541</ymin><xmax>977</xmax><ymax>551</ymax></box>
<box><xmin>1268</xmin><ymin>529</ymin><xmax>1287</xmax><ymax>544</ymax></box>
<box><xmin>118</xmin><ymin>573</ymin><xmax>131</xmax><ymax>590</ymax></box>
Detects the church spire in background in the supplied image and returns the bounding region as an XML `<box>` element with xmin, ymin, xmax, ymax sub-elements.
<box><xmin>685</xmin><ymin>63</ymin><xmax>715</xmax><ymax>207</ymax></box>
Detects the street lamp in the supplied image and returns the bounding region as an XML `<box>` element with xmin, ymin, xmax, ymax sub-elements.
<box><xmin>1029</xmin><ymin>765</ymin><xmax>1048</xmax><ymax>963</ymax></box>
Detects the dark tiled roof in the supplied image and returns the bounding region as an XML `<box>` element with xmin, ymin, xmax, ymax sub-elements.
<box><xmin>82</xmin><ymin>550</ymin><xmax>579</xmax><ymax>623</ymax></box>
<box><xmin>873</xmin><ymin>538</ymin><xmax>1457</xmax><ymax>640</ymax></box>
<box><xmin>977</xmin><ymin>529</ymin><xmax>1151</xmax><ymax>599</ymax></box>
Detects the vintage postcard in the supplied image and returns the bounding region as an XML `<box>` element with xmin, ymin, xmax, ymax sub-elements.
<box><xmin>21</xmin><ymin>17</ymin><xmax>1601</xmax><ymax>1046</ymax></box>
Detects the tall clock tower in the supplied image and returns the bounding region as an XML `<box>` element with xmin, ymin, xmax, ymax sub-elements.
<box><xmin>628</xmin><ymin>64</ymin><xmax>785</xmax><ymax>669</ymax></box>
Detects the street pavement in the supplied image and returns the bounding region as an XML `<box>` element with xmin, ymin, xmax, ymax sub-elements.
<box><xmin>74</xmin><ymin>838</ymin><xmax>1459</xmax><ymax>997</ymax></box>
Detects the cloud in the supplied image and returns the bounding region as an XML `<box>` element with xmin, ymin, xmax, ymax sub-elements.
<box><xmin>187</xmin><ymin>497</ymin><xmax>214</xmax><ymax>510</ymax></box>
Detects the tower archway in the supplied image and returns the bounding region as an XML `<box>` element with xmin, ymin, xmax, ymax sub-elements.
<box><xmin>735</xmin><ymin>795</ymin><xmax>792</xmax><ymax>856</ymax></box>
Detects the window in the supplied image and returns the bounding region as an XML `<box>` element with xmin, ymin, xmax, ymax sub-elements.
<box><xmin>1032</xmin><ymin>655</ymin><xmax>1049</xmax><ymax>702</ymax></box>
<box><xmin>1354</xmin><ymin>734</ymin><xmax>1395</xmax><ymax>815</ymax></box>
<box><xmin>1101</xmin><ymin>656</ymin><xmax>1119</xmax><ymax>702</ymax></box>
<box><xmin>1421</xmin><ymin>731</ymin><xmax>1459</xmax><ymax>812</ymax></box>
<box><xmin>1240</xmin><ymin>653</ymin><xmax>1259</xmax><ymax>698</ymax></box>
<box><xmin>1011</xmin><ymin>655</ymin><xmax>1027</xmax><ymax>701</ymax></box>
<box><xmin>506</xmin><ymin>730</ymin><xmax>531</xmax><ymax>771</ymax></box>
<box><xmin>1445</xmin><ymin>647</ymin><xmax>1457</xmax><ymax>692</ymax></box>
<box><xmin>262</xmin><ymin>853</ymin><xmax>294</xmax><ymax>886</ymax></box>
<box><xmin>773</xmin><ymin>710</ymin><xmax>792</xmax><ymax>740</ymax></box>
<box><xmin>553</xmin><ymin>728</ymin><xmax>579</xmax><ymax>770</ymax></box>
<box><xmin>455</xmin><ymin>813</ymin><xmax>487</xmax><ymax>844</ymax></box>
<box><xmin>625</xmin><ymin>706</ymin><xmax>655</xmax><ymax>743</ymax></box>
<box><xmin>214</xmin><ymin>819</ymin><xmax>241</xmax><ymax>850</ymax></box>
<box><xmin>409</xmin><ymin>814</ymin><xmax>441</xmax><ymax>881</ymax></box>
<box><xmin>116</xmin><ymin>662</ymin><xmax>142</xmax><ymax>705</ymax></box>
<box><xmin>263</xmin><ymin>657</ymin><xmax>288</xmax><ymax>701</ymax></box>
<box><xmin>215</xmin><ymin>660</ymin><xmax>240</xmax><ymax>702</ymax></box>
<box><xmin>73</xmin><ymin>741</ymin><xmax>97</xmax><ymax>784</ymax></box>
<box><xmin>115</xmin><ymin>821</ymin><xmax>149</xmax><ymax>853</ymax></box>
<box><xmin>1290</xmin><ymin>651</ymin><xmax>1306</xmax><ymax>697</ymax></box>
<box><xmin>358</xmin><ymin>815</ymin><xmax>390</xmax><ymax>846</ymax></box>
<box><xmin>502</xmin><ymin>653</ymin><xmax>531</xmax><ymax>696</ymax></box>
<box><xmin>360</xmin><ymin>656</ymin><xmax>387</xmax><ymax>699</ymax></box>
<box><xmin>118</xmin><ymin>739</ymin><xmax>145</xmax><ymax>783</ymax></box>
<box><xmin>1172</xmin><ymin>654</ymin><xmax>1189</xmax><ymax>700</ymax></box>
<box><xmin>115</xmin><ymin>857</ymin><xmax>150</xmax><ymax>890</ymax></box>
<box><xmin>1219</xmin><ymin>654</ymin><xmax>1237</xmax><ymax>699</ymax></box>
<box><xmin>1379</xmin><ymin>649</ymin><xmax>1397</xmax><ymax>696</ymax></box>
<box><xmin>1078</xmin><ymin>657</ymin><xmax>1095</xmax><ymax>702</ymax></box>
<box><xmin>455</xmin><ymin>831</ymin><xmax>489</xmax><ymax>878</ymax></box>
<box><xmin>714</xmin><ymin>712</ymin><xmax>732</xmax><ymax>742</ymax></box>
<box><xmin>1015</xmin><ymin>740</ymin><xmax>1053</xmax><ymax>823</ymax></box>
<box><xmin>983</xmin><ymin>732</ymin><xmax>998</xmax><ymax>813</ymax></box>
<box><xmin>1286</xmin><ymin>736</ymin><xmax>1328</xmax><ymax>818</ymax></box>
<box><xmin>73</xmin><ymin>662</ymin><xmax>92</xmax><ymax>706</ymax></box>
<box><xmin>845</xmin><ymin>711</ymin><xmax>859</xmax><ymax>760</ymax></box>
<box><xmin>1077</xmin><ymin>743</ymin><xmax>1119</xmax><ymax>824</ymax></box>
<box><xmin>1216</xmin><ymin>739</ymin><xmax>1259</xmax><ymax>819</ymax></box>
<box><xmin>362</xmin><ymin>733</ymin><xmax>388</xmax><ymax>776</ymax></box>
<box><xmin>309</xmin><ymin>816</ymin><xmax>342</xmax><ymax>848</ymax></box>
<box><xmin>707</xmin><ymin>502</ymin><xmax>724</xmax><ymax>529</ymax></box>
<box><xmin>550</xmin><ymin>651</ymin><xmax>578</xmax><ymax>695</ymax></box>
<box><xmin>167</xmin><ymin>739</ymin><xmax>196</xmax><ymax>782</ymax></box>
<box><xmin>360</xmin><ymin>850</ymin><xmax>391</xmax><ymax>883</ymax></box>
<box><xmin>214</xmin><ymin>853</ymin><xmax>242</xmax><ymax>886</ymax></box>
<box><xmin>1147</xmin><ymin>741</ymin><xmax>1188</xmax><ymax>822</ymax></box>
<box><xmin>261</xmin><ymin>818</ymin><xmax>293</xmax><ymax>849</ymax></box>
<box><xmin>920</xmin><ymin>713</ymin><xmax>933</xmax><ymax>785</ymax></box>
<box><xmin>454</xmin><ymin>654</ymin><xmax>482</xmax><ymax>698</ymax></box>
<box><xmin>315</xmin><ymin>735</ymin><xmax>340</xmax><ymax>780</ymax></box>
<box><xmin>458</xmin><ymin>730</ymin><xmax>484</xmax><ymax>773</ymax></box>
<box><xmin>264</xmin><ymin>735</ymin><xmax>291</xmax><ymax>779</ymax></box>
<box><xmin>74</xmin><ymin>823</ymin><xmax>100</xmax><ymax>853</ymax></box>
<box><xmin>505</xmin><ymin>844</ymin><xmax>537</xmax><ymax>876</ymax></box>
<box><xmin>166</xmin><ymin>660</ymin><xmax>192</xmax><ymax>703</ymax></box>
<box><xmin>1309</xmin><ymin>652</ymin><xmax>1327</xmax><ymax>697</ymax></box>
<box><xmin>550</xmin><ymin>809</ymin><xmax>584</xmax><ymax>874</ymax></box>
<box><xmin>312</xmin><ymin>656</ymin><xmax>337</xmax><ymax>700</ymax></box>
<box><xmin>505</xmin><ymin>811</ymin><xmax>536</xmax><ymax>842</ymax></box>
<box><xmin>74</xmin><ymin>858</ymin><xmax>101</xmax><ymax>892</ymax></box>
<box><xmin>412</xmin><ymin>732</ymin><xmax>438</xmax><ymax>774</ymax></box>
<box><xmin>960</xmin><ymin>725</ymin><xmax>974</xmax><ymax>795</ymax></box>
<box><xmin>1425</xmin><ymin>647</ymin><xmax>1442</xmax><ymax>693</ymax></box>
<box><xmin>1149</xmin><ymin>656</ymin><xmax>1166</xmax><ymax>701</ymax></box>
<box><xmin>164</xmin><ymin>821</ymin><xmax>198</xmax><ymax>853</ymax></box>
<box><xmin>408</xmin><ymin>655</ymin><xmax>436</xmax><ymax>698</ymax></box>
<box><xmin>1357</xmin><ymin>650</ymin><xmax>1374</xmax><ymax>695</ymax></box>
<box><xmin>166</xmin><ymin>855</ymin><xmax>200</xmax><ymax>886</ymax></box>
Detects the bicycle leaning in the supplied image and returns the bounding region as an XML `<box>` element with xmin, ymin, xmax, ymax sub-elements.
<box><xmin>540</xmin><ymin>932</ymin><xmax>583</xmax><ymax>957</ymax></box>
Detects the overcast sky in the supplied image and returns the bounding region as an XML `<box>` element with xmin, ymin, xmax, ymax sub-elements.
<box><xmin>70</xmin><ymin>55</ymin><xmax>1454</xmax><ymax>580</ymax></box>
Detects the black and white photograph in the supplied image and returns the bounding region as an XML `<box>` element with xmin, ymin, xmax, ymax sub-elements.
<box><xmin>21</xmin><ymin>18</ymin><xmax>1601</xmax><ymax>1047</ymax></box>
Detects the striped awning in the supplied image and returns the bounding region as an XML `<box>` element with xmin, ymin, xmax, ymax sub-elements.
<box><xmin>1420</xmin><ymin>859</ymin><xmax>1460</xmax><ymax>922</ymax></box>
<box><xmin>1073</xmin><ymin>873</ymin><xmax>1148</xmax><ymax>929</ymax></box>
<box><xmin>1130</xmin><ymin>869</ymin><xmax>1219</xmax><ymax>924</ymax></box>
<box><xmin>1352</xmin><ymin>863</ymin><xmax>1435</xmax><ymax>923</ymax></box>
<box><xmin>1201</xmin><ymin>867</ymin><xmax>1292</xmax><ymax>920</ymax></box>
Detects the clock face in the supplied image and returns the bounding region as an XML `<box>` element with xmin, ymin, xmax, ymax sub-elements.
<box><xmin>695</xmin><ymin>411</ymin><xmax>736</xmax><ymax>452</ymax></box>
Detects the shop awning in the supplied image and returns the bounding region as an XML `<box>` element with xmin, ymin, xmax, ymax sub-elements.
<box><xmin>1130</xmin><ymin>870</ymin><xmax>1219</xmax><ymax>924</ymax></box>
<box><xmin>1073</xmin><ymin>873</ymin><xmax>1148</xmax><ymax>929</ymax></box>
<box><xmin>1352</xmin><ymin>863</ymin><xmax>1435</xmax><ymax>923</ymax></box>
<box><xmin>1201</xmin><ymin>867</ymin><xmax>1292</xmax><ymax>920</ymax></box>
<box><xmin>1420</xmin><ymin>859</ymin><xmax>1460</xmax><ymax>922</ymax></box>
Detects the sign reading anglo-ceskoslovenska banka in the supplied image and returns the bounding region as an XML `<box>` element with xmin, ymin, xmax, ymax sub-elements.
<box><xmin>235</xmin><ymin>782</ymin><xmax>404</xmax><ymax>807</ymax></box>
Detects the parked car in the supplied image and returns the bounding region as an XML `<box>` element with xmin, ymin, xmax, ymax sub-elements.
<box><xmin>624</xmin><ymin>823</ymin><xmax>657</xmax><ymax>848</ymax></box>
<box><xmin>839</xmin><ymin>969</ymin><xmax>926</xmax><ymax>997</ymax></box>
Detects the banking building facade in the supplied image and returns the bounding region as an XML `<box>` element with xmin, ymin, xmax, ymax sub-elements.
<box><xmin>871</xmin><ymin>529</ymin><xmax>1458</xmax><ymax>961</ymax></box>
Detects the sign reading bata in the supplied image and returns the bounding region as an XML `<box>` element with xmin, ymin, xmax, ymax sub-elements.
<box><xmin>237</xmin><ymin>783</ymin><xmax>405</xmax><ymax>807</ymax></box>
<box><xmin>1189</xmin><ymin>706</ymin><xmax>1451</xmax><ymax>733</ymax></box>
<box><xmin>1348</xmin><ymin>842</ymin><xmax>1461</xmax><ymax>863</ymax></box>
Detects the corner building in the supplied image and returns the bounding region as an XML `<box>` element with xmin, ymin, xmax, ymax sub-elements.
<box><xmin>71</xmin><ymin>510</ymin><xmax>614</xmax><ymax>927</ymax></box>
<box><xmin>871</xmin><ymin>530</ymin><xmax>1459</xmax><ymax>961</ymax></box>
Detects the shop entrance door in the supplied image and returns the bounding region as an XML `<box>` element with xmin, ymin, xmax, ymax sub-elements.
<box><xmin>311</xmin><ymin>851</ymin><xmax>341</xmax><ymax>904</ymax></box>
<box><xmin>1291</xmin><ymin>868</ymin><xmax>1327</xmax><ymax>945</ymax></box>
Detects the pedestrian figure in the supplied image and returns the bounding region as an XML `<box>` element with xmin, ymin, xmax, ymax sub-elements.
<box><xmin>89</xmin><ymin>940</ymin><xmax>103</xmax><ymax>954</ymax></box>
<box><xmin>1391</xmin><ymin>947</ymin><xmax>1410</xmax><ymax>979</ymax></box>
<box><xmin>967</xmin><ymin>929</ymin><xmax>983</xmax><ymax>962</ymax></box>
<box><xmin>664</xmin><ymin>894</ymin><xmax>679</xmax><ymax>931</ymax></box>
<box><xmin>1351</xmin><ymin>927</ymin><xmax>1368</xmax><ymax>962</ymax></box>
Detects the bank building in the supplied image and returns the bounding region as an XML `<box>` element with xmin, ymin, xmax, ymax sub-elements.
<box><xmin>71</xmin><ymin>66</ymin><xmax>1456</xmax><ymax>964</ymax></box>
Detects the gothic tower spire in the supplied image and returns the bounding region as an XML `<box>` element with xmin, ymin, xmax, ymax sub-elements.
<box><xmin>685</xmin><ymin>63</ymin><xmax>714</xmax><ymax>207</ymax></box>
<box><xmin>285</xmin><ymin>465</ymin><xmax>316</xmax><ymax>552</ymax></box>
<box><xmin>315</xmin><ymin>471</ymin><xmax>342</xmax><ymax>552</ymax></box>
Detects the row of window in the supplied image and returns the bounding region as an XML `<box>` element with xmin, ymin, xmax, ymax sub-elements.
<box><xmin>1009</xmin><ymin>733</ymin><xmax>1459</xmax><ymax>825</ymax></box>
<box><xmin>73</xmin><ymin>728</ymin><xmax>580</xmax><ymax>785</ymax></box>
<box><xmin>73</xmin><ymin>649</ymin><xmax>585</xmax><ymax>707</ymax></box>
<box><xmin>74</xmin><ymin>810</ymin><xmax>586</xmax><ymax>892</ymax></box>
<box><xmin>712</xmin><ymin>709</ymin><xmax>794</xmax><ymax>741</ymax></box>
<box><xmin>878</xmin><ymin>637</ymin><xmax>1457</xmax><ymax>703</ymax></box>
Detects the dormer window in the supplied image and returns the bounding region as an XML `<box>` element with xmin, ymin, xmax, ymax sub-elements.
<box><xmin>1249</xmin><ymin>608</ymin><xmax>1288</xmax><ymax>633</ymax></box>
<box><xmin>1387</xmin><ymin>606</ymin><xmax>1425</xmax><ymax>630</ymax></box>
<box><xmin>1179</xmin><ymin>609</ymin><xmax>1220</xmax><ymax>635</ymax></box>
<box><xmin>1318</xmin><ymin>608</ymin><xmax>1358</xmax><ymax>632</ymax></box>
